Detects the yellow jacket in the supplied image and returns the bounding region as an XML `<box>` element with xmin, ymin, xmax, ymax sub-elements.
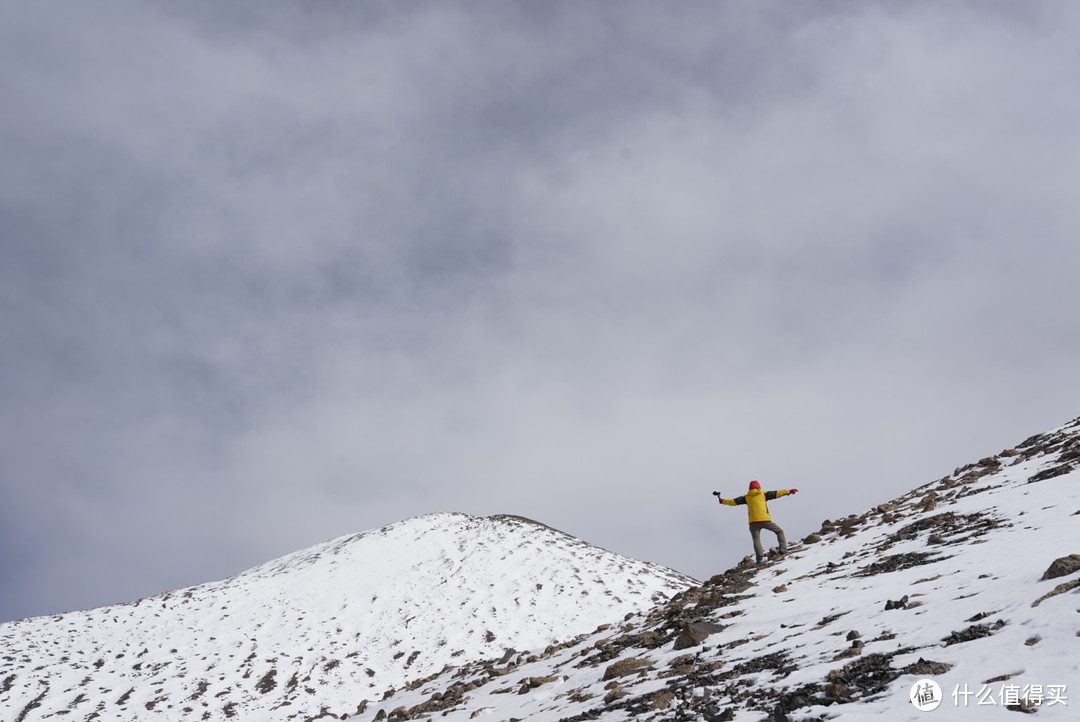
<box><xmin>722</xmin><ymin>488</ymin><xmax>792</xmax><ymax>524</ymax></box>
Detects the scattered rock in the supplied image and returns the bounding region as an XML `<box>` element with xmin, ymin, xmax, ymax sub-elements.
<box><xmin>839</xmin><ymin>521</ymin><xmax>861</xmax><ymax>537</ymax></box>
<box><xmin>1032</xmin><ymin>579</ymin><xmax>1080</xmax><ymax>608</ymax></box>
<box><xmin>845</xmin><ymin>630</ymin><xmax>861</xmax><ymax>641</ymax></box>
<box><xmin>884</xmin><ymin>595</ymin><xmax>909</xmax><ymax>611</ymax></box>
<box><xmin>772</xmin><ymin>585</ymin><xmax>788</xmax><ymax>594</ymax></box>
<box><xmin>857</xmin><ymin>553</ymin><xmax>946</xmax><ymax>577</ymax></box>
<box><xmin>517</xmin><ymin>675</ymin><xmax>558</xmax><ymax>692</ymax></box>
<box><xmin>882</xmin><ymin>510</ymin><xmax>1005</xmax><ymax>552</ymax></box>
<box><xmin>648</xmin><ymin>691</ymin><xmax>674</xmax><ymax>710</ymax></box>
<box><xmin>1006</xmin><ymin>699</ymin><xmax>1038</xmax><ymax>714</ymax></box>
<box><xmin>673</xmin><ymin>621</ymin><xmax>726</xmax><ymax>650</ymax></box>
<box><xmin>984</xmin><ymin>672</ymin><xmax>1020</xmax><ymax>684</ymax></box>
<box><xmin>833</xmin><ymin>645</ymin><xmax>862</xmax><ymax>660</ymax></box>
<box><xmin>824</xmin><ymin>652</ymin><xmax>902</xmax><ymax>701</ymax></box>
<box><xmin>815</xmin><ymin>611</ymin><xmax>851</xmax><ymax>629</ymax></box>
<box><xmin>627</xmin><ymin>630</ymin><xmax>660</xmax><ymax>648</ymax></box>
<box><xmin>602</xmin><ymin>658</ymin><xmax>651</xmax><ymax>681</ymax></box>
<box><xmin>943</xmin><ymin>621</ymin><xmax>1004</xmax><ymax>646</ymax></box>
<box><xmin>1041</xmin><ymin>554</ymin><xmax>1080</xmax><ymax>580</ymax></box>
<box><xmin>255</xmin><ymin>669</ymin><xmax>277</xmax><ymax>694</ymax></box>
<box><xmin>802</xmin><ymin>533</ymin><xmax>822</xmax><ymax>544</ymax></box>
<box><xmin>1028</xmin><ymin>465</ymin><xmax>1074</xmax><ymax>483</ymax></box>
<box><xmin>902</xmin><ymin>658</ymin><xmax>953</xmax><ymax>676</ymax></box>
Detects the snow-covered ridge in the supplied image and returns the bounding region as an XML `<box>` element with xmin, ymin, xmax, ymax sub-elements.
<box><xmin>0</xmin><ymin>511</ymin><xmax>695</xmax><ymax>721</ymax></box>
<box><xmin>4</xmin><ymin>417</ymin><xmax>1079</xmax><ymax>722</ymax></box>
<box><xmin>326</xmin><ymin>417</ymin><xmax>1079</xmax><ymax>722</ymax></box>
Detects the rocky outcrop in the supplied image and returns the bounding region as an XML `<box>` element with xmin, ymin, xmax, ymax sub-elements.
<box><xmin>672</xmin><ymin>621</ymin><xmax>726</xmax><ymax>650</ymax></box>
<box><xmin>1040</xmin><ymin>554</ymin><xmax>1080</xmax><ymax>580</ymax></box>
<box><xmin>1031</xmin><ymin>578</ymin><xmax>1080</xmax><ymax>608</ymax></box>
<box><xmin>943</xmin><ymin>619</ymin><xmax>1005</xmax><ymax>646</ymax></box>
<box><xmin>902</xmin><ymin>658</ymin><xmax>954</xmax><ymax>676</ymax></box>
<box><xmin>602</xmin><ymin>659</ymin><xmax>652</xmax><ymax>681</ymax></box>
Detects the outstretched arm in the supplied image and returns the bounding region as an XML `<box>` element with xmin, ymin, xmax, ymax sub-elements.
<box><xmin>765</xmin><ymin>489</ymin><xmax>799</xmax><ymax>500</ymax></box>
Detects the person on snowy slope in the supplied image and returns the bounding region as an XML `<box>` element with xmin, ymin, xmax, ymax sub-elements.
<box><xmin>714</xmin><ymin>481</ymin><xmax>799</xmax><ymax>564</ymax></box>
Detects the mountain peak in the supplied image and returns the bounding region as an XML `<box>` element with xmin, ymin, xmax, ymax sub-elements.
<box><xmin>0</xmin><ymin>509</ymin><xmax>694</xmax><ymax>721</ymax></box>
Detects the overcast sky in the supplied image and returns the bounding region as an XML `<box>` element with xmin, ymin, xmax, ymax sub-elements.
<box><xmin>3</xmin><ymin>1</ymin><xmax>1079</xmax><ymax>623</ymax></box>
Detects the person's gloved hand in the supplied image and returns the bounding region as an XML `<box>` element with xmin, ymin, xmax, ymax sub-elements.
<box><xmin>790</xmin><ymin>488</ymin><xmax>799</xmax><ymax>494</ymax></box>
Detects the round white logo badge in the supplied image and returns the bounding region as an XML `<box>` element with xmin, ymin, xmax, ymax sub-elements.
<box><xmin>910</xmin><ymin>679</ymin><xmax>943</xmax><ymax>711</ymax></box>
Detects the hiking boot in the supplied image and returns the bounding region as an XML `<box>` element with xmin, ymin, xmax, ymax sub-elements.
<box><xmin>778</xmin><ymin>547</ymin><xmax>789</xmax><ymax>554</ymax></box>
<box><xmin>755</xmin><ymin>555</ymin><xmax>765</xmax><ymax>565</ymax></box>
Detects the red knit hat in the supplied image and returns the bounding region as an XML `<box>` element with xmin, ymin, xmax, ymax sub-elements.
<box><xmin>748</xmin><ymin>480</ymin><xmax>761</xmax><ymax>490</ymax></box>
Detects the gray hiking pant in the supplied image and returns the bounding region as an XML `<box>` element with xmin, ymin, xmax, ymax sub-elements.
<box><xmin>750</xmin><ymin>522</ymin><xmax>787</xmax><ymax>558</ymax></box>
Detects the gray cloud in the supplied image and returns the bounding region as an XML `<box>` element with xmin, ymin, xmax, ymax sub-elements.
<box><xmin>3</xmin><ymin>1</ymin><xmax>1079</xmax><ymax>621</ymax></box>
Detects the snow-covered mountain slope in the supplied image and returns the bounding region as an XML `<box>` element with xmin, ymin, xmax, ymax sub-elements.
<box><xmin>0</xmin><ymin>512</ymin><xmax>695</xmax><ymax>721</ymax></box>
<box><xmin>309</xmin><ymin>417</ymin><xmax>1077</xmax><ymax>722</ymax></box>
<box><xmin>4</xmin><ymin>417</ymin><xmax>1079</xmax><ymax>722</ymax></box>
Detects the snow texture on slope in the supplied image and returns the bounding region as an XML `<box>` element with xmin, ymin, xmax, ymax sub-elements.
<box><xmin>300</xmin><ymin>417</ymin><xmax>1078</xmax><ymax>722</ymax></box>
<box><xmin>0</xmin><ymin>512</ymin><xmax>695</xmax><ymax>721</ymax></box>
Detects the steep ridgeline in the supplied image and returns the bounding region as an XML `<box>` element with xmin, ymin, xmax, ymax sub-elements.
<box><xmin>0</xmin><ymin>513</ymin><xmax>695</xmax><ymax>722</ymax></box>
<box><xmin>281</xmin><ymin>417</ymin><xmax>1075</xmax><ymax>722</ymax></box>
